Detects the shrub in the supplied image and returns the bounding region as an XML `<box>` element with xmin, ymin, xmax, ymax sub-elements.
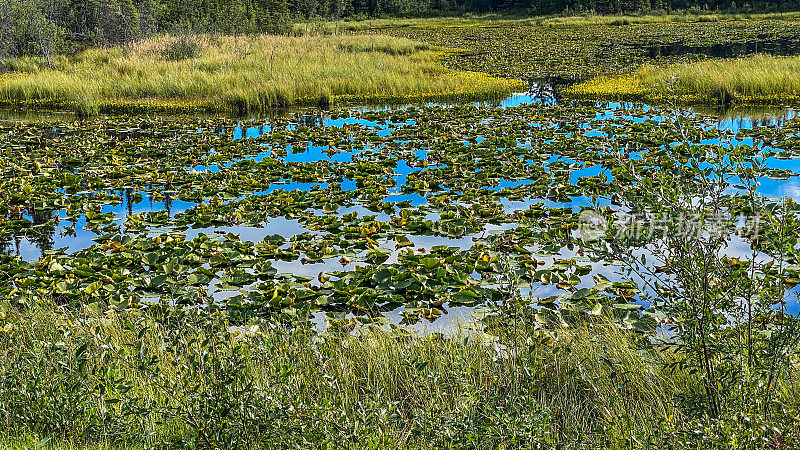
<box><xmin>161</xmin><ymin>35</ymin><xmax>201</xmax><ymax>61</ymax></box>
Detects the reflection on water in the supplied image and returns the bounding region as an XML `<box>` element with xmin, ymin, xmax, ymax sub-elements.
<box><xmin>3</xmin><ymin>92</ymin><xmax>800</xmax><ymax>328</ymax></box>
<box><xmin>4</xmin><ymin>93</ymin><xmax>800</xmax><ymax>263</ymax></box>
<box><xmin>645</xmin><ymin>36</ymin><xmax>800</xmax><ymax>59</ymax></box>
<box><xmin>1</xmin><ymin>190</ymin><xmax>196</xmax><ymax>258</ymax></box>
<box><xmin>698</xmin><ymin>105</ymin><xmax>800</xmax><ymax>131</ymax></box>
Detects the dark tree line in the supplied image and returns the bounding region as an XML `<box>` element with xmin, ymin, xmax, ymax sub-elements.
<box><xmin>1</xmin><ymin>0</ymin><xmax>798</xmax><ymax>58</ymax></box>
<box><xmin>500</xmin><ymin>0</ymin><xmax>799</xmax><ymax>14</ymax></box>
<box><xmin>0</xmin><ymin>0</ymin><xmax>294</xmax><ymax>58</ymax></box>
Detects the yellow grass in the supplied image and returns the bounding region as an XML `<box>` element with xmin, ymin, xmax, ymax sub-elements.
<box><xmin>538</xmin><ymin>11</ymin><xmax>800</xmax><ymax>27</ymax></box>
<box><xmin>296</xmin><ymin>11</ymin><xmax>800</xmax><ymax>33</ymax></box>
<box><xmin>0</xmin><ymin>34</ymin><xmax>525</xmax><ymax>114</ymax></box>
<box><xmin>566</xmin><ymin>54</ymin><xmax>800</xmax><ymax>105</ymax></box>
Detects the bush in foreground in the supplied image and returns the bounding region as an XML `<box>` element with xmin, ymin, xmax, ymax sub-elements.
<box><xmin>0</xmin><ymin>299</ymin><xmax>798</xmax><ymax>448</ymax></box>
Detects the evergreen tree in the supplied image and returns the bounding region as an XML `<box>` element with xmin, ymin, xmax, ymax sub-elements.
<box><xmin>1</xmin><ymin>0</ymin><xmax>799</xmax><ymax>59</ymax></box>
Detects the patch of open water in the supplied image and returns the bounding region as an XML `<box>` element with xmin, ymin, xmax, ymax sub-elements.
<box><xmin>3</xmin><ymin>91</ymin><xmax>800</xmax><ymax>330</ymax></box>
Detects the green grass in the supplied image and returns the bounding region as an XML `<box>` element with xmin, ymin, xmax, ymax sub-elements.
<box><xmin>4</xmin><ymin>296</ymin><xmax>799</xmax><ymax>448</ymax></box>
<box><xmin>4</xmin><ymin>300</ymin><xmax>796</xmax><ymax>447</ymax></box>
<box><xmin>365</xmin><ymin>14</ymin><xmax>800</xmax><ymax>83</ymax></box>
<box><xmin>536</xmin><ymin>11</ymin><xmax>800</xmax><ymax>26</ymax></box>
<box><xmin>567</xmin><ymin>54</ymin><xmax>800</xmax><ymax>105</ymax></box>
<box><xmin>0</xmin><ymin>437</ymin><xmax>138</xmax><ymax>450</ymax></box>
<box><xmin>298</xmin><ymin>11</ymin><xmax>800</xmax><ymax>33</ymax></box>
<box><xmin>0</xmin><ymin>302</ymin><xmax>698</xmax><ymax>448</ymax></box>
<box><xmin>0</xmin><ymin>33</ymin><xmax>524</xmax><ymax>115</ymax></box>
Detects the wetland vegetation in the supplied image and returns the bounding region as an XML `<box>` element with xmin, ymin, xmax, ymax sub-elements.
<box><xmin>568</xmin><ymin>54</ymin><xmax>800</xmax><ymax>106</ymax></box>
<box><xmin>4</xmin><ymin>95</ymin><xmax>800</xmax><ymax>448</ymax></box>
<box><xmin>4</xmin><ymin>2</ymin><xmax>800</xmax><ymax>449</ymax></box>
<box><xmin>376</xmin><ymin>13</ymin><xmax>800</xmax><ymax>91</ymax></box>
<box><xmin>0</xmin><ymin>34</ymin><xmax>522</xmax><ymax>114</ymax></box>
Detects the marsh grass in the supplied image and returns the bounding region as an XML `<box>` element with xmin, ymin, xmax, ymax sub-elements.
<box><xmin>297</xmin><ymin>11</ymin><xmax>800</xmax><ymax>33</ymax></box>
<box><xmin>0</xmin><ymin>437</ymin><xmax>139</xmax><ymax>450</ymax></box>
<box><xmin>0</xmin><ymin>302</ymin><xmax>686</xmax><ymax>447</ymax></box>
<box><xmin>567</xmin><ymin>54</ymin><xmax>800</xmax><ymax>105</ymax></box>
<box><xmin>536</xmin><ymin>11</ymin><xmax>800</xmax><ymax>27</ymax></box>
<box><xmin>0</xmin><ymin>34</ymin><xmax>523</xmax><ymax>115</ymax></box>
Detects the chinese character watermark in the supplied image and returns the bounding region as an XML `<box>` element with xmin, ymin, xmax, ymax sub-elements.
<box><xmin>578</xmin><ymin>209</ymin><xmax>762</xmax><ymax>242</ymax></box>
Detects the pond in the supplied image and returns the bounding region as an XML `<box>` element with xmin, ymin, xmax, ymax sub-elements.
<box><xmin>644</xmin><ymin>35</ymin><xmax>800</xmax><ymax>59</ymax></box>
<box><xmin>2</xmin><ymin>90</ymin><xmax>800</xmax><ymax>331</ymax></box>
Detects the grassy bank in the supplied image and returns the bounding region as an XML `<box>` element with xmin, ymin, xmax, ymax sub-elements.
<box><xmin>299</xmin><ymin>11</ymin><xmax>800</xmax><ymax>33</ymax></box>
<box><xmin>0</xmin><ymin>34</ymin><xmax>523</xmax><ymax>115</ymax></box>
<box><xmin>0</xmin><ymin>302</ymin><xmax>685</xmax><ymax>448</ymax></box>
<box><xmin>371</xmin><ymin>15</ymin><xmax>800</xmax><ymax>82</ymax></box>
<box><xmin>1</xmin><ymin>300</ymin><xmax>798</xmax><ymax>448</ymax></box>
<box><xmin>566</xmin><ymin>54</ymin><xmax>800</xmax><ymax>105</ymax></box>
<box><xmin>535</xmin><ymin>10</ymin><xmax>800</xmax><ymax>26</ymax></box>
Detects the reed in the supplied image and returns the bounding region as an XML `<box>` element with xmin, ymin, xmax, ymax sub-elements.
<box><xmin>567</xmin><ymin>54</ymin><xmax>800</xmax><ymax>105</ymax></box>
<box><xmin>0</xmin><ymin>303</ymin><xmax>684</xmax><ymax>447</ymax></box>
<box><xmin>0</xmin><ymin>34</ymin><xmax>524</xmax><ymax>115</ymax></box>
<box><xmin>296</xmin><ymin>11</ymin><xmax>800</xmax><ymax>33</ymax></box>
<box><xmin>537</xmin><ymin>11</ymin><xmax>800</xmax><ymax>27</ymax></box>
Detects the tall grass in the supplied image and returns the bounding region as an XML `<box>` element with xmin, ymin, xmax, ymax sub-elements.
<box><xmin>567</xmin><ymin>54</ymin><xmax>800</xmax><ymax>105</ymax></box>
<box><xmin>537</xmin><ymin>11</ymin><xmax>800</xmax><ymax>27</ymax></box>
<box><xmin>296</xmin><ymin>11</ymin><xmax>800</xmax><ymax>33</ymax></box>
<box><xmin>0</xmin><ymin>34</ymin><xmax>524</xmax><ymax>114</ymax></box>
<box><xmin>0</xmin><ymin>302</ymin><xmax>686</xmax><ymax>447</ymax></box>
